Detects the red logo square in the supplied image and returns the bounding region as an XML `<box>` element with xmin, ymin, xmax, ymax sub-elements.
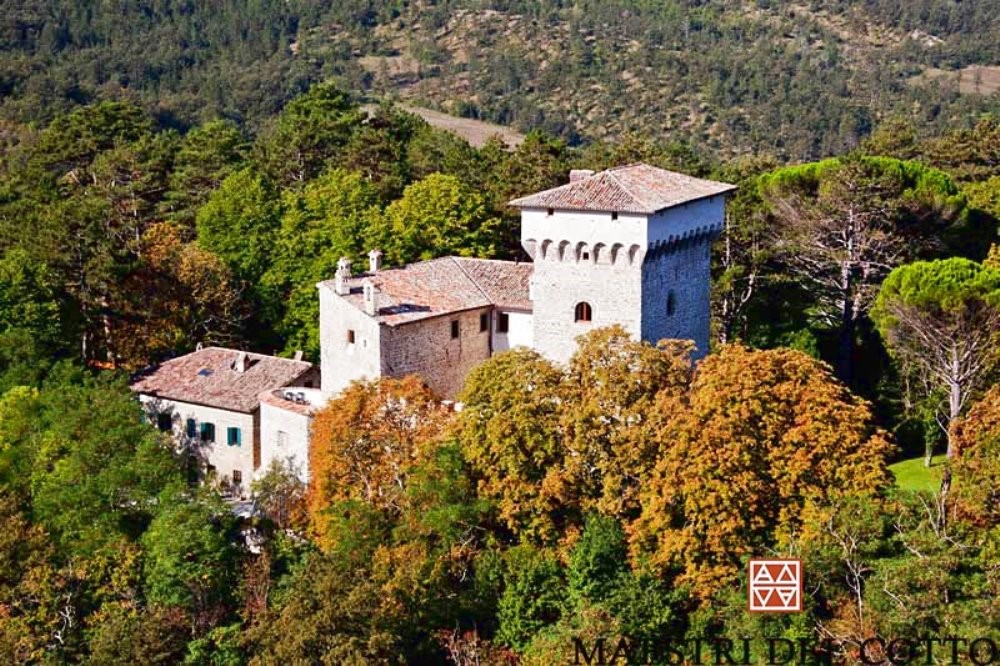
<box><xmin>748</xmin><ymin>559</ymin><xmax>802</xmax><ymax>613</ymax></box>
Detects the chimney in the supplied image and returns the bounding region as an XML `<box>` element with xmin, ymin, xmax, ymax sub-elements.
<box><xmin>196</xmin><ymin>342</ymin><xmax>203</xmax><ymax>351</ymax></box>
<box><xmin>334</xmin><ymin>257</ymin><xmax>352</xmax><ymax>295</ymax></box>
<box><xmin>368</xmin><ymin>248</ymin><xmax>383</xmax><ymax>274</ymax></box>
<box><xmin>293</xmin><ymin>350</ymin><xmax>303</xmax><ymax>361</ymax></box>
<box><xmin>234</xmin><ymin>351</ymin><xmax>248</xmax><ymax>373</ymax></box>
<box><xmin>569</xmin><ymin>169</ymin><xmax>595</xmax><ymax>183</ymax></box>
<box><xmin>363</xmin><ymin>280</ymin><xmax>380</xmax><ymax>316</ymax></box>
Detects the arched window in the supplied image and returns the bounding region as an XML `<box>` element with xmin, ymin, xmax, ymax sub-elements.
<box><xmin>575</xmin><ymin>301</ymin><xmax>593</xmax><ymax>322</ymax></box>
<box><xmin>666</xmin><ymin>291</ymin><xmax>677</xmax><ymax>316</ymax></box>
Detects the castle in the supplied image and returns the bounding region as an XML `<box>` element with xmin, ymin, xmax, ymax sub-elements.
<box><xmin>320</xmin><ymin>163</ymin><xmax>735</xmax><ymax>397</ymax></box>
<box><xmin>132</xmin><ymin>164</ymin><xmax>735</xmax><ymax>493</ymax></box>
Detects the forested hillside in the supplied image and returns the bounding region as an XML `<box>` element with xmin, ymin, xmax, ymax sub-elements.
<box><xmin>2</xmin><ymin>0</ymin><xmax>999</xmax><ymax>159</ymax></box>
<box><xmin>1</xmin><ymin>3</ymin><xmax>999</xmax><ymax>662</ymax></box>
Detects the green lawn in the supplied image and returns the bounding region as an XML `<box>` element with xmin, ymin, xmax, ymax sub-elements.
<box><xmin>888</xmin><ymin>454</ymin><xmax>948</xmax><ymax>492</ymax></box>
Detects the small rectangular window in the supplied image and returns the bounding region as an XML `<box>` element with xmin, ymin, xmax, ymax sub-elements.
<box><xmin>157</xmin><ymin>413</ymin><xmax>173</xmax><ymax>432</ymax></box>
<box><xmin>451</xmin><ymin>320</ymin><xmax>460</xmax><ymax>339</ymax></box>
<box><xmin>546</xmin><ymin>208</ymin><xmax>554</xmax><ymax>216</ymax></box>
<box><xmin>611</xmin><ymin>211</ymin><xmax>619</xmax><ymax>220</ymax></box>
<box><xmin>186</xmin><ymin>418</ymin><xmax>197</xmax><ymax>438</ymax></box>
<box><xmin>497</xmin><ymin>312</ymin><xmax>510</xmax><ymax>333</ymax></box>
<box><xmin>480</xmin><ymin>313</ymin><xmax>489</xmax><ymax>332</ymax></box>
<box><xmin>232</xmin><ymin>470</ymin><xmax>242</xmax><ymax>486</ymax></box>
<box><xmin>200</xmin><ymin>422</ymin><xmax>215</xmax><ymax>443</ymax></box>
<box><xmin>227</xmin><ymin>427</ymin><xmax>241</xmax><ymax>447</ymax></box>
<box><xmin>276</xmin><ymin>430</ymin><xmax>288</xmax><ymax>448</ymax></box>
<box><xmin>347</xmin><ymin>329</ymin><xmax>356</xmax><ymax>344</ymax></box>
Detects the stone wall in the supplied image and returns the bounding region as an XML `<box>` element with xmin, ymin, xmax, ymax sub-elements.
<box><xmin>380</xmin><ymin>306</ymin><xmax>493</xmax><ymax>399</ymax></box>
<box><xmin>138</xmin><ymin>395</ymin><xmax>257</xmax><ymax>498</ymax></box>
<box><xmin>646</xmin><ymin>196</ymin><xmax>725</xmax><ymax>245</ymax></box>
<box><xmin>259</xmin><ymin>400</ymin><xmax>313</xmax><ymax>483</ymax></box>
<box><xmin>640</xmin><ymin>235</ymin><xmax>714</xmax><ymax>358</ymax></box>
<box><xmin>318</xmin><ymin>283</ymin><xmax>382</xmax><ymax>396</ymax></box>
<box><xmin>521</xmin><ymin>195</ymin><xmax>725</xmax><ymax>364</ymax></box>
<box><xmin>491</xmin><ymin>309</ymin><xmax>533</xmax><ymax>352</ymax></box>
<box><xmin>529</xmin><ymin>246</ymin><xmax>644</xmax><ymax>365</ymax></box>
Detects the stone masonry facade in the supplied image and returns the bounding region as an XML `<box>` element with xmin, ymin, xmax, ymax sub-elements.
<box><xmin>640</xmin><ymin>237</ymin><xmax>714</xmax><ymax>359</ymax></box>
<box><xmin>380</xmin><ymin>306</ymin><xmax>493</xmax><ymax>399</ymax></box>
<box><xmin>318</xmin><ymin>164</ymin><xmax>734</xmax><ymax>399</ymax></box>
<box><xmin>527</xmin><ymin>237</ymin><xmax>645</xmax><ymax>365</ymax></box>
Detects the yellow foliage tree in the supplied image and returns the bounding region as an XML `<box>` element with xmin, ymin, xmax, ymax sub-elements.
<box><xmin>561</xmin><ymin>327</ymin><xmax>693</xmax><ymax>520</ymax></box>
<box><xmin>457</xmin><ymin>348</ymin><xmax>567</xmax><ymax>543</ymax></box>
<box><xmin>985</xmin><ymin>243</ymin><xmax>1000</xmax><ymax>269</ymax></box>
<box><xmin>458</xmin><ymin>327</ymin><xmax>695</xmax><ymax>543</ymax></box>
<box><xmin>630</xmin><ymin>344</ymin><xmax>894</xmax><ymax>599</ymax></box>
<box><xmin>307</xmin><ymin>376</ymin><xmax>453</xmax><ymax>550</ymax></box>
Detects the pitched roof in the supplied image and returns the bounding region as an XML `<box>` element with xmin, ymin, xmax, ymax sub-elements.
<box><xmin>453</xmin><ymin>257</ymin><xmax>533</xmax><ymax>310</ymax></box>
<box><xmin>130</xmin><ymin>347</ymin><xmax>314</xmax><ymax>413</ymax></box>
<box><xmin>318</xmin><ymin>257</ymin><xmax>532</xmax><ymax>326</ymax></box>
<box><xmin>508</xmin><ymin>163</ymin><xmax>736</xmax><ymax>214</ymax></box>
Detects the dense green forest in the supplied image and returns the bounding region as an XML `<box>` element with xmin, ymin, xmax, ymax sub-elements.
<box><xmin>2</xmin><ymin>1</ymin><xmax>999</xmax><ymax>159</ymax></box>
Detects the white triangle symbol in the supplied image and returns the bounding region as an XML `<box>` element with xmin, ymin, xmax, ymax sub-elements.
<box><xmin>776</xmin><ymin>564</ymin><xmax>796</xmax><ymax>583</ymax></box>
<box><xmin>777</xmin><ymin>588</ymin><xmax>797</xmax><ymax>606</ymax></box>
<box><xmin>753</xmin><ymin>589</ymin><xmax>774</xmax><ymax>607</ymax></box>
<box><xmin>753</xmin><ymin>565</ymin><xmax>774</xmax><ymax>583</ymax></box>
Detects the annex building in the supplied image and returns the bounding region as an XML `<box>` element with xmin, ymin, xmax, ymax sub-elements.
<box><xmin>132</xmin><ymin>164</ymin><xmax>735</xmax><ymax>492</ymax></box>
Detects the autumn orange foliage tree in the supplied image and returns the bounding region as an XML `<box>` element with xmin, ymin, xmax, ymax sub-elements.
<box><xmin>630</xmin><ymin>344</ymin><xmax>894</xmax><ymax>599</ymax></box>
<box><xmin>951</xmin><ymin>383</ymin><xmax>1000</xmax><ymax>457</ymax></box>
<box><xmin>307</xmin><ymin>375</ymin><xmax>454</xmax><ymax>550</ymax></box>
<box><xmin>560</xmin><ymin>329</ymin><xmax>692</xmax><ymax>520</ymax></box>
<box><xmin>950</xmin><ymin>384</ymin><xmax>1000</xmax><ymax>530</ymax></box>
<box><xmin>457</xmin><ymin>348</ymin><xmax>566</xmax><ymax>543</ymax></box>
<box><xmin>115</xmin><ymin>222</ymin><xmax>243</xmax><ymax>368</ymax></box>
<box><xmin>458</xmin><ymin>326</ymin><xmax>693</xmax><ymax>543</ymax></box>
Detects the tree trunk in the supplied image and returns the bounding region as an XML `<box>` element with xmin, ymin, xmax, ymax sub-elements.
<box><xmin>836</xmin><ymin>209</ymin><xmax>857</xmax><ymax>385</ymax></box>
<box><xmin>836</xmin><ymin>264</ymin><xmax>855</xmax><ymax>385</ymax></box>
<box><xmin>948</xmin><ymin>347</ymin><xmax>962</xmax><ymax>459</ymax></box>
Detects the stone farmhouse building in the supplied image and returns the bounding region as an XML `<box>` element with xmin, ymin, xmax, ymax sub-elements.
<box><xmin>131</xmin><ymin>347</ymin><xmax>319</xmax><ymax>497</ymax></box>
<box><xmin>133</xmin><ymin>164</ymin><xmax>735</xmax><ymax>488</ymax></box>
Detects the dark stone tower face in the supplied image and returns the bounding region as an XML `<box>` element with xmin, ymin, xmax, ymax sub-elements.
<box><xmin>638</xmin><ymin>196</ymin><xmax>726</xmax><ymax>359</ymax></box>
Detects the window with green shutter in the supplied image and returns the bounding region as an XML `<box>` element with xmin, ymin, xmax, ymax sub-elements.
<box><xmin>227</xmin><ymin>427</ymin><xmax>241</xmax><ymax>447</ymax></box>
<box><xmin>186</xmin><ymin>418</ymin><xmax>197</xmax><ymax>438</ymax></box>
<box><xmin>200</xmin><ymin>422</ymin><xmax>215</xmax><ymax>442</ymax></box>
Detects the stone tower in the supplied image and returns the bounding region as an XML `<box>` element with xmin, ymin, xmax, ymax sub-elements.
<box><xmin>510</xmin><ymin>164</ymin><xmax>735</xmax><ymax>364</ymax></box>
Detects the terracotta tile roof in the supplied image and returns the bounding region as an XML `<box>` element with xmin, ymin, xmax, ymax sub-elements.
<box><xmin>318</xmin><ymin>257</ymin><xmax>533</xmax><ymax>325</ymax></box>
<box><xmin>131</xmin><ymin>347</ymin><xmax>314</xmax><ymax>413</ymax></box>
<box><xmin>508</xmin><ymin>163</ymin><xmax>736</xmax><ymax>214</ymax></box>
<box><xmin>454</xmin><ymin>258</ymin><xmax>533</xmax><ymax>310</ymax></box>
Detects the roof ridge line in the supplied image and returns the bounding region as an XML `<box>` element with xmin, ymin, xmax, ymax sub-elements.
<box><xmin>450</xmin><ymin>257</ymin><xmax>495</xmax><ymax>305</ymax></box>
<box><xmin>604</xmin><ymin>168</ymin><xmax>650</xmax><ymax>210</ymax></box>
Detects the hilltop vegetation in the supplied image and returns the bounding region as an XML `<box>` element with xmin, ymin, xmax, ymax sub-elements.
<box><xmin>2</xmin><ymin>1</ymin><xmax>999</xmax><ymax>159</ymax></box>
<box><xmin>0</xmin><ymin>3</ymin><xmax>999</xmax><ymax>658</ymax></box>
